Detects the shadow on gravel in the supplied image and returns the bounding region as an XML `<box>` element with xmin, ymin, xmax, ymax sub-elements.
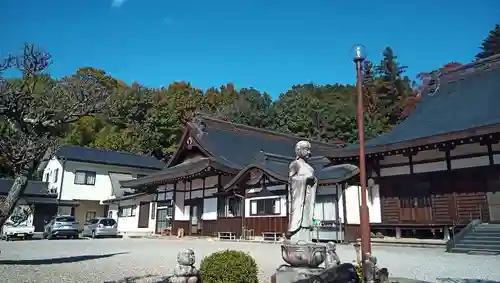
<box><xmin>0</xmin><ymin>252</ymin><xmax>128</xmax><ymax>265</ymax></box>
<box><xmin>437</xmin><ymin>278</ymin><xmax>500</xmax><ymax>283</ymax></box>
<box><xmin>103</xmin><ymin>274</ymin><xmax>172</xmax><ymax>283</ymax></box>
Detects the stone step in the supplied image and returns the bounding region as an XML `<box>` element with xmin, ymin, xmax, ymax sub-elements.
<box><xmin>463</xmin><ymin>235</ymin><xmax>500</xmax><ymax>241</ymax></box>
<box><xmin>476</xmin><ymin>225</ymin><xmax>500</xmax><ymax>229</ymax></box>
<box><xmin>454</xmin><ymin>243</ymin><xmax>500</xmax><ymax>251</ymax></box>
<box><xmin>459</xmin><ymin>239</ymin><xmax>500</xmax><ymax>245</ymax></box>
<box><xmin>450</xmin><ymin>247</ymin><xmax>500</xmax><ymax>255</ymax></box>
<box><xmin>479</xmin><ymin>223</ymin><xmax>500</xmax><ymax>227</ymax></box>
<box><xmin>471</xmin><ymin>230</ymin><xmax>500</xmax><ymax>235</ymax></box>
<box><xmin>474</xmin><ymin>229</ymin><xmax>500</xmax><ymax>233</ymax></box>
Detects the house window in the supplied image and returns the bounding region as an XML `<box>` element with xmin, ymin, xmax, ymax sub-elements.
<box><xmin>53</xmin><ymin>169</ymin><xmax>59</xmax><ymax>183</ymax></box>
<box><xmin>74</xmin><ymin>171</ymin><xmax>96</xmax><ymax>185</ymax></box>
<box><xmin>314</xmin><ymin>195</ymin><xmax>336</xmax><ymax>221</ymax></box>
<box><xmin>217</xmin><ymin>196</ymin><xmax>242</xmax><ymax>217</ymax></box>
<box><xmin>119</xmin><ymin>205</ymin><xmax>137</xmax><ymax>217</ymax></box>
<box><xmin>85</xmin><ymin>211</ymin><xmax>96</xmax><ymax>221</ymax></box>
<box><xmin>250</xmin><ymin>197</ymin><xmax>281</xmax><ymax>216</ymax></box>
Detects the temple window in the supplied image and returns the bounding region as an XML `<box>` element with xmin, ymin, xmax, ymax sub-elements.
<box><xmin>217</xmin><ymin>196</ymin><xmax>242</xmax><ymax>217</ymax></box>
<box><xmin>250</xmin><ymin>197</ymin><xmax>281</xmax><ymax>216</ymax></box>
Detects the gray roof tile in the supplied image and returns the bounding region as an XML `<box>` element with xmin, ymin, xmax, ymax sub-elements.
<box><xmin>192</xmin><ymin>116</ymin><xmax>344</xmax><ymax>168</ymax></box>
<box><xmin>0</xmin><ymin>179</ymin><xmax>51</xmax><ymax>196</ymax></box>
<box><xmin>54</xmin><ymin>145</ymin><xmax>165</xmax><ymax>170</ymax></box>
<box><xmin>331</xmin><ymin>55</ymin><xmax>500</xmax><ymax>156</ymax></box>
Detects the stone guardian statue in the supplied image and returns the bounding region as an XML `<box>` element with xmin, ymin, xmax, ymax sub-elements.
<box><xmin>287</xmin><ymin>140</ymin><xmax>317</xmax><ymax>242</ymax></box>
<box><xmin>170</xmin><ymin>249</ymin><xmax>199</xmax><ymax>283</ymax></box>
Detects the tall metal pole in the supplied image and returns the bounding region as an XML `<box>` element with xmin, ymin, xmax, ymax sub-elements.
<box><xmin>354</xmin><ymin>58</ymin><xmax>372</xmax><ymax>257</ymax></box>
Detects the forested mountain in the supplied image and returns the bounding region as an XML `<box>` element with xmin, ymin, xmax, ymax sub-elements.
<box><xmin>1</xmin><ymin>24</ymin><xmax>498</xmax><ymax>178</ymax></box>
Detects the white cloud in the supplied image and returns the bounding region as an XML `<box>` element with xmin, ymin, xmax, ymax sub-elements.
<box><xmin>111</xmin><ymin>0</ymin><xmax>127</xmax><ymax>7</ymax></box>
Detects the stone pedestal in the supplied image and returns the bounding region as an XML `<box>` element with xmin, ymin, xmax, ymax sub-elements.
<box><xmin>271</xmin><ymin>242</ymin><xmax>327</xmax><ymax>283</ymax></box>
<box><xmin>271</xmin><ymin>265</ymin><xmax>325</xmax><ymax>283</ymax></box>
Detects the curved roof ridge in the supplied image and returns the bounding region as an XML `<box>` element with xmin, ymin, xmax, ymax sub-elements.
<box><xmin>193</xmin><ymin>112</ymin><xmax>345</xmax><ymax>147</ymax></box>
<box><xmin>258</xmin><ymin>151</ymin><xmax>294</xmax><ymax>162</ymax></box>
<box><xmin>223</xmin><ymin>163</ymin><xmax>288</xmax><ymax>190</ymax></box>
<box><xmin>440</xmin><ymin>53</ymin><xmax>500</xmax><ymax>81</ymax></box>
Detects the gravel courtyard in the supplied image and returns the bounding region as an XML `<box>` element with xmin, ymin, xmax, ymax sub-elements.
<box><xmin>0</xmin><ymin>237</ymin><xmax>499</xmax><ymax>283</ymax></box>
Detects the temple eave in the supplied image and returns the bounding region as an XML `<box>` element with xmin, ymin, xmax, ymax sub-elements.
<box><xmin>120</xmin><ymin>157</ymin><xmax>240</xmax><ymax>189</ymax></box>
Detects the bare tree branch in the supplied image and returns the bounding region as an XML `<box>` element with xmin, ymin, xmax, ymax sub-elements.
<box><xmin>0</xmin><ymin>43</ymin><xmax>113</xmax><ymax>229</ymax></box>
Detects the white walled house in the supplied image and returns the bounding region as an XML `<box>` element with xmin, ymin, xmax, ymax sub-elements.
<box><xmin>41</xmin><ymin>145</ymin><xmax>165</xmax><ymax>232</ymax></box>
<box><xmin>103</xmin><ymin>193</ymin><xmax>157</xmax><ymax>236</ymax></box>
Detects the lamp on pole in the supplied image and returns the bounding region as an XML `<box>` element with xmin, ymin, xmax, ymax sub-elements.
<box><xmin>351</xmin><ymin>44</ymin><xmax>372</xmax><ymax>258</ymax></box>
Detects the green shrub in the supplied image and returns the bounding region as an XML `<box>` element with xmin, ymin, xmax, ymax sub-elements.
<box><xmin>354</xmin><ymin>263</ymin><xmax>363</xmax><ymax>281</ymax></box>
<box><xmin>200</xmin><ymin>249</ymin><xmax>258</xmax><ymax>283</ymax></box>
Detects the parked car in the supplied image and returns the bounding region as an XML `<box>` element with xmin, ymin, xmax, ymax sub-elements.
<box><xmin>43</xmin><ymin>215</ymin><xmax>80</xmax><ymax>240</ymax></box>
<box><xmin>1</xmin><ymin>211</ymin><xmax>35</xmax><ymax>241</ymax></box>
<box><xmin>82</xmin><ymin>217</ymin><xmax>118</xmax><ymax>238</ymax></box>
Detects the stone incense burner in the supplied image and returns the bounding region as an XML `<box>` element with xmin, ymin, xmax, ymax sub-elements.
<box><xmin>281</xmin><ymin>242</ymin><xmax>327</xmax><ymax>268</ymax></box>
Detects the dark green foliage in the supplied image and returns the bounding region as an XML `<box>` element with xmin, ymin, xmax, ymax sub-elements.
<box><xmin>199</xmin><ymin>250</ymin><xmax>259</xmax><ymax>283</ymax></box>
<box><xmin>7</xmin><ymin>28</ymin><xmax>497</xmax><ymax>176</ymax></box>
<box><xmin>0</xmin><ymin>44</ymin><xmax>419</xmax><ymax>176</ymax></box>
<box><xmin>374</xmin><ymin>47</ymin><xmax>413</xmax><ymax>125</ymax></box>
<box><xmin>476</xmin><ymin>24</ymin><xmax>500</xmax><ymax>60</ymax></box>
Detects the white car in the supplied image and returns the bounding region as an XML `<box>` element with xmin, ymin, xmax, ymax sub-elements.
<box><xmin>1</xmin><ymin>207</ymin><xmax>35</xmax><ymax>241</ymax></box>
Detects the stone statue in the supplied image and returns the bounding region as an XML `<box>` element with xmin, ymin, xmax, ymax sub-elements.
<box><xmin>287</xmin><ymin>140</ymin><xmax>317</xmax><ymax>242</ymax></box>
<box><xmin>363</xmin><ymin>253</ymin><xmax>376</xmax><ymax>283</ymax></box>
<box><xmin>325</xmin><ymin>241</ymin><xmax>341</xmax><ymax>269</ymax></box>
<box><xmin>272</xmin><ymin>141</ymin><xmax>326</xmax><ymax>283</ymax></box>
<box><xmin>170</xmin><ymin>249</ymin><xmax>199</xmax><ymax>283</ymax></box>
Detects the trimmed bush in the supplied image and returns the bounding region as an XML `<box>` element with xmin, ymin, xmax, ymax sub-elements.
<box><xmin>354</xmin><ymin>263</ymin><xmax>363</xmax><ymax>281</ymax></box>
<box><xmin>200</xmin><ymin>249</ymin><xmax>258</xmax><ymax>283</ymax></box>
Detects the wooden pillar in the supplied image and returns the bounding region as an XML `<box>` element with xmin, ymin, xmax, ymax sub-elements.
<box><xmin>442</xmin><ymin>145</ymin><xmax>456</xmax><ymax>220</ymax></box>
<box><xmin>342</xmin><ymin>182</ymin><xmax>348</xmax><ymax>242</ymax></box>
<box><xmin>172</xmin><ymin>182</ymin><xmax>177</xmax><ymax>232</ymax></box>
<box><xmin>240</xmin><ymin>184</ymin><xmax>246</xmax><ymax>238</ymax></box>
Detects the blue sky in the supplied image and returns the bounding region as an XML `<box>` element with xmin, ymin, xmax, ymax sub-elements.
<box><xmin>1</xmin><ymin>0</ymin><xmax>498</xmax><ymax>98</ymax></box>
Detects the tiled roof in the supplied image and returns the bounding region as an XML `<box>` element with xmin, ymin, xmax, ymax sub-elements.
<box><xmin>222</xmin><ymin>152</ymin><xmax>359</xmax><ymax>189</ymax></box>
<box><xmin>54</xmin><ymin>145</ymin><xmax>165</xmax><ymax>170</ymax></box>
<box><xmin>0</xmin><ymin>179</ymin><xmax>52</xmax><ymax>196</ymax></box>
<box><xmin>122</xmin><ymin>117</ymin><xmax>345</xmax><ymax>188</ymax></box>
<box><xmin>120</xmin><ymin>157</ymin><xmax>240</xmax><ymax>188</ymax></box>
<box><xmin>190</xmin><ymin>115</ymin><xmax>344</xmax><ymax>169</ymax></box>
<box><xmin>330</xmin><ymin>54</ymin><xmax>500</xmax><ymax>157</ymax></box>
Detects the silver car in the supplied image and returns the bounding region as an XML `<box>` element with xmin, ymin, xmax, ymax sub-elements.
<box><xmin>43</xmin><ymin>215</ymin><xmax>80</xmax><ymax>239</ymax></box>
<box><xmin>82</xmin><ymin>218</ymin><xmax>118</xmax><ymax>238</ymax></box>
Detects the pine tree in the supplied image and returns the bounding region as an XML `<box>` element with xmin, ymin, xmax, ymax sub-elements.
<box><xmin>475</xmin><ymin>24</ymin><xmax>500</xmax><ymax>60</ymax></box>
<box><xmin>375</xmin><ymin>47</ymin><xmax>411</xmax><ymax>125</ymax></box>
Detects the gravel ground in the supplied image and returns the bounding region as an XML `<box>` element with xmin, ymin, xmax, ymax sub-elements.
<box><xmin>0</xmin><ymin>237</ymin><xmax>499</xmax><ymax>283</ymax></box>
